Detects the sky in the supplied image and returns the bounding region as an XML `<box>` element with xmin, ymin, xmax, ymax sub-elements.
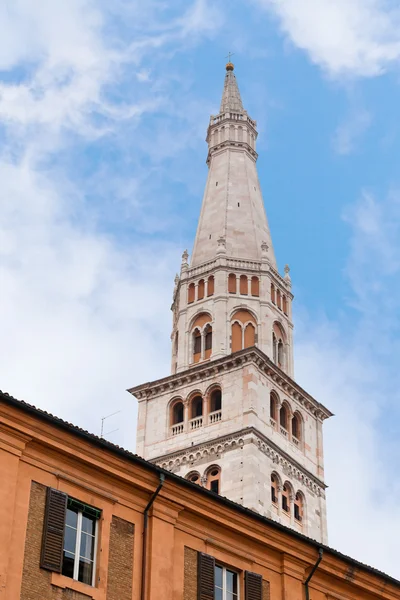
<box><xmin>0</xmin><ymin>0</ymin><xmax>399</xmax><ymax>580</ymax></box>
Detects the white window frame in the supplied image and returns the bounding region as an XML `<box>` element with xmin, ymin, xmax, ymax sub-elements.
<box><xmin>215</xmin><ymin>565</ymin><xmax>239</xmax><ymax>600</ymax></box>
<box><xmin>65</xmin><ymin>508</ymin><xmax>99</xmax><ymax>587</ymax></box>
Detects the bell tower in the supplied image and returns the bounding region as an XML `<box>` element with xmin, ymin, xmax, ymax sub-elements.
<box><xmin>129</xmin><ymin>63</ymin><xmax>332</xmax><ymax>543</ymax></box>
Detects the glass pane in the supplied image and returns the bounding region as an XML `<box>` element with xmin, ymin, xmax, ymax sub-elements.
<box><xmin>62</xmin><ymin>551</ymin><xmax>75</xmax><ymax>579</ymax></box>
<box><xmin>81</xmin><ymin>515</ymin><xmax>96</xmax><ymax>535</ymax></box>
<box><xmin>64</xmin><ymin>526</ymin><xmax>77</xmax><ymax>554</ymax></box>
<box><xmin>66</xmin><ymin>508</ymin><xmax>78</xmax><ymax>528</ymax></box>
<box><xmin>215</xmin><ymin>565</ymin><xmax>223</xmax><ymax>588</ymax></box>
<box><xmin>78</xmin><ymin>557</ymin><xmax>93</xmax><ymax>585</ymax></box>
<box><xmin>80</xmin><ymin>531</ymin><xmax>95</xmax><ymax>560</ymax></box>
<box><xmin>226</xmin><ymin>571</ymin><xmax>237</xmax><ymax>594</ymax></box>
<box><xmin>227</xmin><ymin>592</ymin><xmax>238</xmax><ymax>600</ymax></box>
<box><xmin>214</xmin><ymin>588</ymin><xmax>223</xmax><ymax>600</ymax></box>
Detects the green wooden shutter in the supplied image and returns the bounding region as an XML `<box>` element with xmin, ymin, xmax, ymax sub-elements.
<box><xmin>40</xmin><ymin>487</ymin><xmax>67</xmax><ymax>572</ymax></box>
<box><xmin>245</xmin><ymin>571</ymin><xmax>262</xmax><ymax>600</ymax></box>
<box><xmin>197</xmin><ymin>552</ymin><xmax>215</xmax><ymax>600</ymax></box>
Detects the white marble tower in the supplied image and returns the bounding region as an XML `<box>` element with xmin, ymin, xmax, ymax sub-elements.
<box><xmin>129</xmin><ymin>63</ymin><xmax>332</xmax><ymax>543</ymax></box>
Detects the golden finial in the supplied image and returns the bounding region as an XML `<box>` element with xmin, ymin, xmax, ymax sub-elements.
<box><xmin>225</xmin><ymin>51</ymin><xmax>234</xmax><ymax>71</ymax></box>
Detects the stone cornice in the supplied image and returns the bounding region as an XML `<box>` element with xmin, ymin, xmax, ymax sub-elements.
<box><xmin>127</xmin><ymin>347</ymin><xmax>333</xmax><ymax>420</ymax></box>
<box><xmin>151</xmin><ymin>426</ymin><xmax>326</xmax><ymax>496</ymax></box>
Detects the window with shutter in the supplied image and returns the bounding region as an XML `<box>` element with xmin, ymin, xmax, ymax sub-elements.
<box><xmin>198</xmin><ymin>552</ymin><xmax>215</xmax><ymax>600</ymax></box>
<box><xmin>41</xmin><ymin>488</ymin><xmax>67</xmax><ymax>572</ymax></box>
<box><xmin>245</xmin><ymin>571</ymin><xmax>262</xmax><ymax>600</ymax></box>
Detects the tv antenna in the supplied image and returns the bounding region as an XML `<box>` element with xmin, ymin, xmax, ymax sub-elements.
<box><xmin>100</xmin><ymin>410</ymin><xmax>121</xmax><ymax>439</ymax></box>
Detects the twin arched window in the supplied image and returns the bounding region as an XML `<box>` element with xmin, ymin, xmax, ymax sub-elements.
<box><xmin>191</xmin><ymin>313</ymin><xmax>213</xmax><ymax>363</ymax></box>
<box><xmin>231</xmin><ymin>310</ymin><xmax>256</xmax><ymax>352</ymax></box>
<box><xmin>186</xmin><ymin>465</ymin><xmax>221</xmax><ymax>494</ymax></box>
<box><xmin>270</xmin><ymin>474</ymin><xmax>305</xmax><ymax>524</ymax></box>
<box><xmin>272</xmin><ymin>322</ymin><xmax>286</xmax><ymax>370</ymax></box>
<box><xmin>270</xmin><ymin>391</ymin><xmax>303</xmax><ymax>446</ymax></box>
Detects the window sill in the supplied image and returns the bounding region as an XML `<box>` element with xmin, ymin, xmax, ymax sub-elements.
<box><xmin>51</xmin><ymin>573</ymin><xmax>102</xmax><ymax>599</ymax></box>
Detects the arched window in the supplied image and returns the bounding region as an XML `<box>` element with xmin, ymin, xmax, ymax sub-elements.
<box><xmin>251</xmin><ymin>276</ymin><xmax>259</xmax><ymax>297</ymax></box>
<box><xmin>292</xmin><ymin>412</ymin><xmax>302</xmax><ymax>443</ymax></box>
<box><xmin>283</xmin><ymin>295</ymin><xmax>288</xmax><ymax>315</ymax></box>
<box><xmin>294</xmin><ymin>492</ymin><xmax>304</xmax><ymax>523</ymax></box>
<box><xmin>204</xmin><ymin>324</ymin><xmax>212</xmax><ymax>360</ymax></box>
<box><xmin>190</xmin><ymin>395</ymin><xmax>203</xmax><ymax>419</ymax></box>
<box><xmin>271</xmin><ymin>474</ymin><xmax>278</xmax><ymax>505</ymax></box>
<box><xmin>187</xmin><ymin>472</ymin><xmax>201</xmax><ymax>485</ymax></box>
<box><xmin>198</xmin><ymin>279</ymin><xmax>205</xmax><ymax>301</ymax></box>
<box><xmin>228</xmin><ymin>273</ymin><xmax>237</xmax><ymax>294</ymax></box>
<box><xmin>171</xmin><ymin>401</ymin><xmax>184</xmax><ymax>425</ymax></box>
<box><xmin>277</xmin><ymin>289</ymin><xmax>282</xmax><ymax>310</ymax></box>
<box><xmin>282</xmin><ymin>484</ymin><xmax>290</xmax><ymax>513</ymax></box>
<box><xmin>240</xmin><ymin>275</ymin><xmax>248</xmax><ymax>295</ymax></box>
<box><xmin>280</xmin><ymin>404</ymin><xmax>288</xmax><ymax>432</ymax></box>
<box><xmin>207</xmin><ymin>275</ymin><xmax>215</xmax><ymax>296</ymax></box>
<box><xmin>210</xmin><ymin>388</ymin><xmax>222</xmax><ymax>413</ymax></box>
<box><xmin>188</xmin><ymin>283</ymin><xmax>195</xmax><ymax>304</ymax></box>
<box><xmin>231</xmin><ymin>310</ymin><xmax>257</xmax><ymax>352</ymax></box>
<box><xmin>244</xmin><ymin>323</ymin><xmax>255</xmax><ymax>348</ymax></box>
<box><xmin>271</xmin><ymin>283</ymin><xmax>276</xmax><ymax>304</ymax></box>
<box><xmin>272</xmin><ymin>322</ymin><xmax>286</xmax><ymax>370</ymax></box>
<box><xmin>193</xmin><ymin>329</ymin><xmax>201</xmax><ymax>363</ymax></box>
<box><xmin>270</xmin><ymin>392</ymin><xmax>278</xmax><ymax>423</ymax></box>
<box><xmin>206</xmin><ymin>466</ymin><xmax>221</xmax><ymax>494</ymax></box>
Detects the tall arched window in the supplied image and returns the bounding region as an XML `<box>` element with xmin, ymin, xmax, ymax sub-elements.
<box><xmin>240</xmin><ymin>275</ymin><xmax>248</xmax><ymax>295</ymax></box>
<box><xmin>270</xmin><ymin>392</ymin><xmax>278</xmax><ymax>423</ymax></box>
<box><xmin>282</xmin><ymin>484</ymin><xmax>290</xmax><ymax>513</ymax></box>
<box><xmin>190</xmin><ymin>395</ymin><xmax>203</xmax><ymax>419</ymax></box>
<box><xmin>251</xmin><ymin>276</ymin><xmax>259</xmax><ymax>297</ymax></box>
<box><xmin>280</xmin><ymin>404</ymin><xmax>288</xmax><ymax>432</ymax></box>
<box><xmin>207</xmin><ymin>275</ymin><xmax>215</xmax><ymax>296</ymax></box>
<box><xmin>172</xmin><ymin>402</ymin><xmax>184</xmax><ymax>425</ymax></box>
<box><xmin>277</xmin><ymin>289</ymin><xmax>282</xmax><ymax>310</ymax></box>
<box><xmin>193</xmin><ymin>329</ymin><xmax>201</xmax><ymax>363</ymax></box>
<box><xmin>283</xmin><ymin>295</ymin><xmax>288</xmax><ymax>315</ymax></box>
<box><xmin>271</xmin><ymin>474</ymin><xmax>278</xmax><ymax>505</ymax></box>
<box><xmin>198</xmin><ymin>279</ymin><xmax>205</xmax><ymax>300</ymax></box>
<box><xmin>206</xmin><ymin>466</ymin><xmax>221</xmax><ymax>494</ymax></box>
<box><xmin>272</xmin><ymin>322</ymin><xmax>286</xmax><ymax>370</ymax></box>
<box><xmin>244</xmin><ymin>323</ymin><xmax>255</xmax><ymax>348</ymax></box>
<box><xmin>228</xmin><ymin>273</ymin><xmax>237</xmax><ymax>294</ymax></box>
<box><xmin>188</xmin><ymin>283</ymin><xmax>195</xmax><ymax>303</ymax></box>
<box><xmin>271</xmin><ymin>283</ymin><xmax>276</xmax><ymax>304</ymax></box>
<box><xmin>294</xmin><ymin>492</ymin><xmax>304</xmax><ymax>523</ymax></box>
<box><xmin>292</xmin><ymin>412</ymin><xmax>302</xmax><ymax>443</ymax></box>
<box><xmin>204</xmin><ymin>324</ymin><xmax>212</xmax><ymax>360</ymax></box>
<box><xmin>231</xmin><ymin>321</ymin><xmax>242</xmax><ymax>353</ymax></box>
<box><xmin>210</xmin><ymin>388</ymin><xmax>222</xmax><ymax>413</ymax></box>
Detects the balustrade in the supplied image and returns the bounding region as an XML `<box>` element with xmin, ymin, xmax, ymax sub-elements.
<box><xmin>171</xmin><ymin>423</ymin><xmax>184</xmax><ymax>436</ymax></box>
<box><xmin>209</xmin><ymin>410</ymin><xmax>222</xmax><ymax>424</ymax></box>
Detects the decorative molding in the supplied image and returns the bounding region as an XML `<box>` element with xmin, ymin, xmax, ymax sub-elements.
<box><xmin>151</xmin><ymin>427</ymin><xmax>326</xmax><ymax>497</ymax></box>
<box><xmin>128</xmin><ymin>347</ymin><xmax>332</xmax><ymax>421</ymax></box>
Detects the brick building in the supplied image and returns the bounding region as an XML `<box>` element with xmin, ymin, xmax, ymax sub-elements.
<box><xmin>1</xmin><ymin>390</ymin><xmax>399</xmax><ymax>600</ymax></box>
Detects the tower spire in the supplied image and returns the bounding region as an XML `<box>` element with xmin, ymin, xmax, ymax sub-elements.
<box><xmin>190</xmin><ymin>63</ymin><xmax>277</xmax><ymax>268</ymax></box>
<box><xmin>220</xmin><ymin>62</ymin><xmax>244</xmax><ymax>113</ymax></box>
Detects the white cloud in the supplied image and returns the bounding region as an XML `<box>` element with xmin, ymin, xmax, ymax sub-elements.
<box><xmin>254</xmin><ymin>0</ymin><xmax>400</xmax><ymax>77</ymax></box>
<box><xmin>295</xmin><ymin>189</ymin><xmax>400</xmax><ymax>578</ymax></box>
<box><xmin>333</xmin><ymin>109</ymin><xmax>372</xmax><ymax>154</ymax></box>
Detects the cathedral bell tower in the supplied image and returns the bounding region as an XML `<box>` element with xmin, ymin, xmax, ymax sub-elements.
<box><xmin>129</xmin><ymin>63</ymin><xmax>332</xmax><ymax>543</ymax></box>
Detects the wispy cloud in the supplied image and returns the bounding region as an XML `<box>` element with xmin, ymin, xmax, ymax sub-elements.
<box><xmin>253</xmin><ymin>0</ymin><xmax>400</xmax><ymax>78</ymax></box>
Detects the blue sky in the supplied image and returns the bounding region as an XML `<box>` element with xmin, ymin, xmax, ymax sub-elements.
<box><xmin>1</xmin><ymin>0</ymin><xmax>400</xmax><ymax>579</ymax></box>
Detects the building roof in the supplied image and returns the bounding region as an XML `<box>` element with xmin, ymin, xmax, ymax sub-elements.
<box><xmin>1</xmin><ymin>388</ymin><xmax>399</xmax><ymax>588</ymax></box>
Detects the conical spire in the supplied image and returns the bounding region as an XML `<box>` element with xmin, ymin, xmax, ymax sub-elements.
<box><xmin>190</xmin><ymin>64</ymin><xmax>277</xmax><ymax>269</ymax></box>
<box><xmin>220</xmin><ymin>63</ymin><xmax>244</xmax><ymax>113</ymax></box>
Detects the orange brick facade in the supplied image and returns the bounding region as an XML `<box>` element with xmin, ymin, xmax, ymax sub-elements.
<box><xmin>0</xmin><ymin>391</ymin><xmax>399</xmax><ymax>600</ymax></box>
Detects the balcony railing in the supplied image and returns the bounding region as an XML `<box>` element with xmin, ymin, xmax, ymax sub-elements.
<box><xmin>270</xmin><ymin>417</ymin><xmax>276</xmax><ymax>429</ymax></box>
<box><xmin>209</xmin><ymin>410</ymin><xmax>222</xmax><ymax>424</ymax></box>
<box><xmin>292</xmin><ymin>436</ymin><xmax>300</xmax><ymax>447</ymax></box>
<box><xmin>189</xmin><ymin>416</ymin><xmax>203</xmax><ymax>430</ymax></box>
<box><xmin>280</xmin><ymin>426</ymin><xmax>288</xmax><ymax>437</ymax></box>
<box><xmin>171</xmin><ymin>423</ymin><xmax>184</xmax><ymax>436</ymax></box>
